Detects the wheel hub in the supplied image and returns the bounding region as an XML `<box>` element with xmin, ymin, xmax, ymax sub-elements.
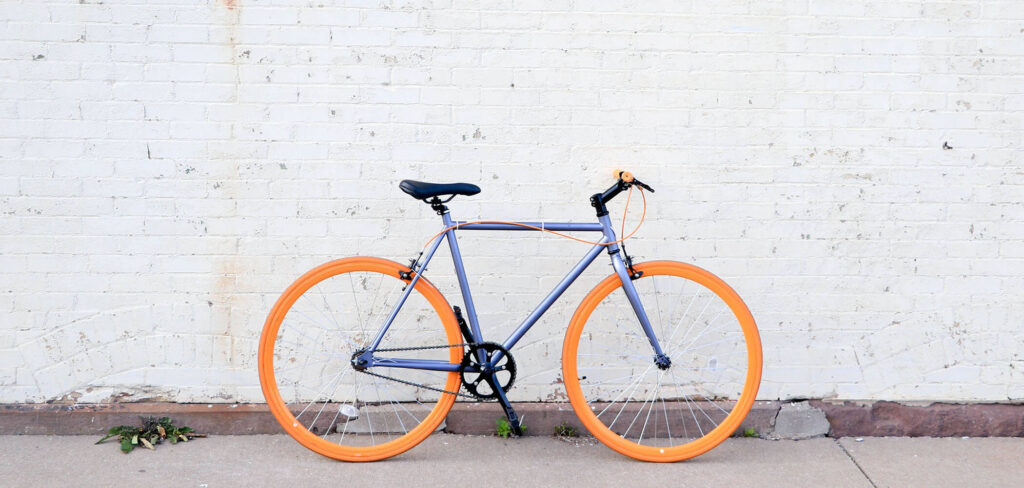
<box><xmin>350</xmin><ymin>349</ymin><xmax>370</xmax><ymax>371</ymax></box>
<box><xmin>654</xmin><ymin>353</ymin><xmax>672</xmax><ymax>370</ymax></box>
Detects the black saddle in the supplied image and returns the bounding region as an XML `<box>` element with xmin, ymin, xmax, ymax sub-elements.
<box><xmin>399</xmin><ymin>180</ymin><xmax>481</xmax><ymax>201</ymax></box>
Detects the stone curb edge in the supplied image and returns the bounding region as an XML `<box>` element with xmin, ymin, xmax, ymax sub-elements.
<box><xmin>1</xmin><ymin>401</ymin><xmax>1021</xmax><ymax>438</ymax></box>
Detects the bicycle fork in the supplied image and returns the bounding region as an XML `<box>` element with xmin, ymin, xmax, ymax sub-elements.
<box><xmin>608</xmin><ymin>241</ymin><xmax>670</xmax><ymax>368</ymax></box>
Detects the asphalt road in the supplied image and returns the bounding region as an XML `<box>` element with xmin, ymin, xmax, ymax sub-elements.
<box><xmin>1</xmin><ymin>434</ymin><xmax>1021</xmax><ymax>487</ymax></box>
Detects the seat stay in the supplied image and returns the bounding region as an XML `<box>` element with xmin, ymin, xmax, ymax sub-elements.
<box><xmin>365</xmin><ymin>230</ymin><xmax>448</xmax><ymax>353</ymax></box>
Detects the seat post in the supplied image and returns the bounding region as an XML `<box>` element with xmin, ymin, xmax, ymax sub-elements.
<box><xmin>427</xmin><ymin>196</ymin><xmax>449</xmax><ymax>215</ymax></box>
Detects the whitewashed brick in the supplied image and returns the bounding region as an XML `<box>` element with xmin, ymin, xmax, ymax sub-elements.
<box><xmin>0</xmin><ymin>0</ymin><xmax>1022</xmax><ymax>405</ymax></box>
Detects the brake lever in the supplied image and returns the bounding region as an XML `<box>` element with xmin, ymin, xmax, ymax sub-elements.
<box><xmin>632</xmin><ymin>179</ymin><xmax>655</xmax><ymax>193</ymax></box>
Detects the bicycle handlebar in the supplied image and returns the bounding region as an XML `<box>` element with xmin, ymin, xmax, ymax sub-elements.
<box><xmin>612</xmin><ymin>169</ymin><xmax>655</xmax><ymax>193</ymax></box>
<box><xmin>591</xmin><ymin>168</ymin><xmax>655</xmax><ymax>216</ymax></box>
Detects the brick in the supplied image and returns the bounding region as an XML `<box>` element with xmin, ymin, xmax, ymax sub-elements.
<box><xmin>1</xmin><ymin>1</ymin><xmax>1023</xmax><ymax>407</ymax></box>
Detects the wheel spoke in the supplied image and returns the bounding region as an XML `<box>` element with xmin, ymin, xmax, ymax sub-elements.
<box><xmin>347</xmin><ymin>272</ymin><xmax>367</xmax><ymax>337</ymax></box>
<box><xmin>605</xmin><ymin>364</ymin><xmax>655</xmax><ymax>429</ymax></box>
<box><xmin>294</xmin><ymin>369</ymin><xmax>348</xmax><ymax>421</ymax></box>
<box><xmin>632</xmin><ymin>371</ymin><xmax>664</xmax><ymax>444</ymax></box>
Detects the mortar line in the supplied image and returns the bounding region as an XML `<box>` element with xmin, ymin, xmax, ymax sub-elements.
<box><xmin>835</xmin><ymin>438</ymin><xmax>878</xmax><ymax>488</ymax></box>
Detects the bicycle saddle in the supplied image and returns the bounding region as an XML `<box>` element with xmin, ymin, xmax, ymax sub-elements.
<box><xmin>399</xmin><ymin>180</ymin><xmax>481</xmax><ymax>200</ymax></box>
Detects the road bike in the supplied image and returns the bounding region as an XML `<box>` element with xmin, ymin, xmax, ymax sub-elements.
<box><xmin>257</xmin><ymin>170</ymin><xmax>762</xmax><ymax>462</ymax></box>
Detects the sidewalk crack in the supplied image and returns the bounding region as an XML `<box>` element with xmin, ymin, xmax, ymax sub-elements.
<box><xmin>835</xmin><ymin>438</ymin><xmax>878</xmax><ymax>488</ymax></box>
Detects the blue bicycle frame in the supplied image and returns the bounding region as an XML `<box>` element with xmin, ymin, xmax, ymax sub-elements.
<box><xmin>357</xmin><ymin>208</ymin><xmax>666</xmax><ymax>375</ymax></box>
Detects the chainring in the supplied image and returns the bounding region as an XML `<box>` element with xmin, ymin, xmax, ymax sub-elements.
<box><xmin>459</xmin><ymin>342</ymin><xmax>516</xmax><ymax>400</ymax></box>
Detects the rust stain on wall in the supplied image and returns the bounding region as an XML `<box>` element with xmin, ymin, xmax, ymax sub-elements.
<box><xmin>213</xmin><ymin>0</ymin><xmax>244</xmax><ymax>374</ymax></box>
<box><xmin>213</xmin><ymin>255</ymin><xmax>243</xmax><ymax>368</ymax></box>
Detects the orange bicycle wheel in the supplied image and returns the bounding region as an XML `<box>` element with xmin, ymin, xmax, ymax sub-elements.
<box><xmin>562</xmin><ymin>261</ymin><xmax>762</xmax><ymax>462</ymax></box>
<box><xmin>258</xmin><ymin>257</ymin><xmax>463</xmax><ymax>462</ymax></box>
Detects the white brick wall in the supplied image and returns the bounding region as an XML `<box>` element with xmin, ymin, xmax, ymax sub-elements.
<box><xmin>1</xmin><ymin>0</ymin><xmax>1022</xmax><ymax>403</ymax></box>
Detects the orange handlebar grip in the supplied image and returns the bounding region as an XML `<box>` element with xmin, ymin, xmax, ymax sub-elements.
<box><xmin>613</xmin><ymin>169</ymin><xmax>635</xmax><ymax>183</ymax></box>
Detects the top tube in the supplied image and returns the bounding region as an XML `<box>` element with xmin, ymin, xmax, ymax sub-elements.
<box><xmin>450</xmin><ymin>221</ymin><xmax>604</xmax><ymax>232</ymax></box>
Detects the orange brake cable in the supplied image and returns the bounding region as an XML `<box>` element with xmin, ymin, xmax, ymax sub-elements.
<box><xmin>421</xmin><ymin>186</ymin><xmax>647</xmax><ymax>251</ymax></box>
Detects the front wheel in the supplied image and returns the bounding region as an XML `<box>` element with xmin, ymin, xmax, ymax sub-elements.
<box><xmin>562</xmin><ymin>261</ymin><xmax>762</xmax><ymax>462</ymax></box>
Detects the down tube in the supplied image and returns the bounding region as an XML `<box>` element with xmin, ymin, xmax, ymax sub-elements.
<box><xmin>501</xmin><ymin>242</ymin><xmax>607</xmax><ymax>352</ymax></box>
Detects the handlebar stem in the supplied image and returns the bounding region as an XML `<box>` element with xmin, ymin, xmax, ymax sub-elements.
<box><xmin>590</xmin><ymin>180</ymin><xmax>627</xmax><ymax>217</ymax></box>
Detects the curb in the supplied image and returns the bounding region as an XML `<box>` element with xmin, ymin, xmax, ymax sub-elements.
<box><xmin>1</xmin><ymin>402</ymin><xmax>780</xmax><ymax>437</ymax></box>
<box><xmin>0</xmin><ymin>403</ymin><xmax>280</xmax><ymax>435</ymax></box>
<box><xmin>812</xmin><ymin>400</ymin><xmax>1024</xmax><ymax>437</ymax></box>
<box><xmin>2</xmin><ymin>401</ymin><xmax>1022</xmax><ymax>437</ymax></box>
<box><xmin>443</xmin><ymin>401</ymin><xmax>781</xmax><ymax>436</ymax></box>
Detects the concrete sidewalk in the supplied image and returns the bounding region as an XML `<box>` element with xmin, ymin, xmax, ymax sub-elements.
<box><xmin>1</xmin><ymin>434</ymin><xmax>1021</xmax><ymax>487</ymax></box>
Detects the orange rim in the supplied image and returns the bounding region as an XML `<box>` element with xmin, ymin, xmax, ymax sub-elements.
<box><xmin>257</xmin><ymin>257</ymin><xmax>463</xmax><ymax>462</ymax></box>
<box><xmin>562</xmin><ymin>261</ymin><xmax>762</xmax><ymax>462</ymax></box>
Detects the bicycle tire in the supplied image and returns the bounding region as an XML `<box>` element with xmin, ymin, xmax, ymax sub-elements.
<box><xmin>562</xmin><ymin>260</ymin><xmax>762</xmax><ymax>462</ymax></box>
<box><xmin>258</xmin><ymin>257</ymin><xmax>463</xmax><ymax>462</ymax></box>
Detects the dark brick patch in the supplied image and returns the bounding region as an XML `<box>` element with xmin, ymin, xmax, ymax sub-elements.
<box><xmin>811</xmin><ymin>401</ymin><xmax>1024</xmax><ymax>437</ymax></box>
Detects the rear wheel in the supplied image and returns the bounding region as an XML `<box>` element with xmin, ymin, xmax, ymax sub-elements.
<box><xmin>258</xmin><ymin>257</ymin><xmax>463</xmax><ymax>462</ymax></box>
<box><xmin>562</xmin><ymin>261</ymin><xmax>762</xmax><ymax>462</ymax></box>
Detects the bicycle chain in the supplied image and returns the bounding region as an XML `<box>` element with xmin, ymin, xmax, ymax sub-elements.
<box><xmin>355</xmin><ymin>342</ymin><xmax>486</xmax><ymax>401</ymax></box>
<box><xmin>369</xmin><ymin>343</ymin><xmax>480</xmax><ymax>353</ymax></box>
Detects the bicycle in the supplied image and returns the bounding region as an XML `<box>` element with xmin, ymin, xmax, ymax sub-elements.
<box><xmin>257</xmin><ymin>170</ymin><xmax>762</xmax><ymax>462</ymax></box>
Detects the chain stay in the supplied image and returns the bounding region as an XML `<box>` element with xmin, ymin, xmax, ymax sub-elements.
<box><xmin>355</xmin><ymin>342</ymin><xmax>484</xmax><ymax>400</ymax></box>
<box><xmin>358</xmin><ymin>369</ymin><xmax>478</xmax><ymax>400</ymax></box>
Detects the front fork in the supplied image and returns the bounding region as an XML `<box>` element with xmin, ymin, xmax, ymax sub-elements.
<box><xmin>603</xmin><ymin>223</ymin><xmax>670</xmax><ymax>369</ymax></box>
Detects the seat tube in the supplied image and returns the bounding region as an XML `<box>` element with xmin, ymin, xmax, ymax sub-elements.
<box><xmin>442</xmin><ymin>212</ymin><xmax>485</xmax><ymax>343</ymax></box>
<box><xmin>599</xmin><ymin>214</ymin><xmax>666</xmax><ymax>357</ymax></box>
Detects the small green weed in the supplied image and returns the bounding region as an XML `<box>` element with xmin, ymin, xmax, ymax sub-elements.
<box><xmin>96</xmin><ymin>416</ymin><xmax>205</xmax><ymax>454</ymax></box>
<box><xmin>553</xmin><ymin>421</ymin><xmax>578</xmax><ymax>438</ymax></box>
<box><xmin>496</xmin><ymin>418</ymin><xmax>512</xmax><ymax>438</ymax></box>
<box><xmin>495</xmin><ymin>418</ymin><xmax>526</xmax><ymax>438</ymax></box>
<box><xmin>743</xmin><ymin>427</ymin><xmax>758</xmax><ymax>438</ymax></box>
